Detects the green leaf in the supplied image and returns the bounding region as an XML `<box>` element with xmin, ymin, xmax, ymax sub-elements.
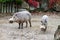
<box><xmin>16</xmin><ymin>0</ymin><xmax>23</xmax><ymax>5</ymax></box>
<box><xmin>0</xmin><ymin>0</ymin><xmax>6</xmax><ymax>3</ymax></box>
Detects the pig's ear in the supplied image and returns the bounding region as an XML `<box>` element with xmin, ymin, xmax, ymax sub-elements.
<box><xmin>15</xmin><ymin>14</ymin><xmax>17</xmax><ymax>16</ymax></box>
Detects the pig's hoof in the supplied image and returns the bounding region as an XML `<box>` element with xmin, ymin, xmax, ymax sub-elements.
<box><xmin>30</xmin><ymin>25</ymin><xmax>32</xmax><ymax>27</ymax></box>
<box><xmin>21</xmin><ymin>27</ymin><xmax>23</xmax><ymax>29</ymax></box>
<box><xmin>18</xmin><ymin>27</ymin><xmax>20</xmax><ymax>29</ymax></box>
<box><xmin>25</xmin><ymin>26</ymin><xmax>27</xmax><ymax>28</ymax></box>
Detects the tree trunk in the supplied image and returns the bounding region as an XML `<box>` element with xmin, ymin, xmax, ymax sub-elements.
<box><xmin>2</xmin><ymin>3</ymin><xmax>3</xmax><ymax>13</ymax></box>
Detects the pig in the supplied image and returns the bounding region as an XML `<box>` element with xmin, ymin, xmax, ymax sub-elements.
<box><xmin>41</xmin><ymin>15</ymin><xmax>48</xmax><ymax>31</ymax></box>
<box><xmin>9</xmin><ymin>10</ymin><xmax>32</xmax><ymax>29</ymax></box>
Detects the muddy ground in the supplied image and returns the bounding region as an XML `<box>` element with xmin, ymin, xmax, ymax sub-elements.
<box><xmin>0</xmin><ymin>14</ymin><xmax>60</xmax><ymax>40</ymax></box>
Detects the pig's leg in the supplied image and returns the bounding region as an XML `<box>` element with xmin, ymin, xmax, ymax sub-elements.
<box><xmin>29</xmin><ymin>20</ymin><xmax>32</xmax><ymax>27</ymax></box>
<box><xmin>26</xmin><ymin>21</ymin><xmax>28</xmax><ymax>28</ymax></box>
<box><xmin>22</xmin><ymin>23</ymin><xmax>23</xmax><ymax>27</ymax></box>
<box><xmin>18</xmin><ymin>23</ymin><xmax>21</xmax><ymax>29</ymax></box>
<box><xmin>21</xmin><ymin>23</ymin><xmax>23</xmax><ymax>29</ymax></box>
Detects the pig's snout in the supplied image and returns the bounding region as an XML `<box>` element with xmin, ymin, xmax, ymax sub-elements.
<box><xmin>9</xmin><ymin>18</ymin><xmax>14</xmax><ymax>23</ymax></box>
<box><xmin>9</xmin><ymin>21</ymin><xmax>13</xmax><ymax>23</ymax></box>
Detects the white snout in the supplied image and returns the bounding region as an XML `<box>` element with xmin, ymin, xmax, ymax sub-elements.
<box><xmin>40</xmin><ymin>25</ymin><xmax>45</xmax><ymax>29</ymax></box>
<box><xmin>9</xmin><ymin>17</ymin><xmax>14</xmax><ymax>21</ymax></box>
<box><xmin>9</xmin><ymin>17</ymin><xmax>14</xmax><ymax>23</ymax></box>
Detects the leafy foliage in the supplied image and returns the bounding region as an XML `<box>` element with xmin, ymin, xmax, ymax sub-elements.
<box><xmin>0</xmin><ymin>0</ymin><xmax>23</xmax><ymax>5</ymax></box>
<box><xmin>6</xmin><ymin>0</ymin><xmax>14</xmax><ymax>2</ymax></box>
<box><xmin>15</xmin><ymin>0</ymin><xmax>23</xmax><ymax>5</ymax></box>
<box><xmin>0</xmin><ymin>0</ymin><xmax>6</xmax><ymax>3</ymax></box>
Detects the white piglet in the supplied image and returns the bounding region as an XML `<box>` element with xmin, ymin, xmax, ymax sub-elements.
<box><xmin>40</xmin><ymin>15</ymin><xmax>48</xmax><ymax>31</ymax></box>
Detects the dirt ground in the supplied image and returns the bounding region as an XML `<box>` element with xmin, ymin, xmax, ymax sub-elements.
<box><xmin>0</xmin><ymin>14</ymin><xmax>60</xmax><ymax>40</ymax></box>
